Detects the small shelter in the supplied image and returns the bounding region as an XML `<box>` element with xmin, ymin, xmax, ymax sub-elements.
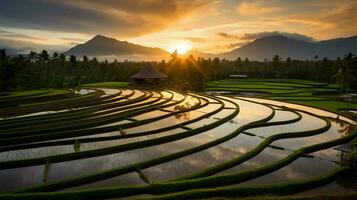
<box><xmin>130</xmin><ymin>65</ymin><xmax>167</xmax><ymax>84</ymax></box>
<box><xmin>229</xmin><ymin>68</ymin><xmax>248</xmax><ymax>79</ymax></box>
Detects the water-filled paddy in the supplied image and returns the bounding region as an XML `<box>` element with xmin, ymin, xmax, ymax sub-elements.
<box><xmin>0</xmin><ymin>88</ymin><xmax>355</xmax><ymax>198</ymax></box>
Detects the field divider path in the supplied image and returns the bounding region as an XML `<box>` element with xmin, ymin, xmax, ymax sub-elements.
<box><xmin>0</xmin><ymin>89</ymin><xmax>105</xmax><ymax>117</ymax></box>
<box><xmin>0</xmin><ymin>90</ymin><xmax>156</xmax><ymax>134</ymax></box>
<box><xmin>0</xmin><ymin>94</ymin><xmax>224</xmax><ymax>152</ymax></box>
<box><xmin>0</xmin><ymin>95</ymin><xmax>219</xmax><ymax>169</ymax></box>
<box><xmin>0</xmin><ymin>89</ymin><xmax>135</xmax><ymax>128</ymax></box>
<box><xmin>0</xmin><ymin>91</ymin><xmax>180</xmax><ymax>145</ymax></box>
<box><xmin>12</xmin><ymin>128</ymin><xmax>355</xmax><ymax>199</ymax></box>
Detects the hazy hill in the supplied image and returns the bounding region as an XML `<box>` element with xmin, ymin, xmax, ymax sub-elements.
<box><xmin>219</xmin><ymin>35</ymin><xmax>357</xmax><ymax>60</ymax></box>
<box><xmin>65</xmin><ymin>35</ymin><xmax>170</xmax><ymax>60</ymax></box>
<box><xmin>317</xmin><ymin>35</ymin><xmax>357</xmax><ymax>58</ymax></box>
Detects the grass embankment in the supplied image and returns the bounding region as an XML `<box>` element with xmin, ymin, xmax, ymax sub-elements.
<box><xmin>83</xmin><ymin>82</ymin><xmax>129</xmax><ymax>88</ymax></box>
<box><xmin>205</xmin><ymin>79</ymin><xmax>357</xmax><ymax>114</ymax></box>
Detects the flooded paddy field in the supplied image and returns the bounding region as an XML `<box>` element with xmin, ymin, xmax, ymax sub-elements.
<box><xmin>0</xmin><ymin>88</ymin><xmax>355</xmax><ymax>199</ymax></box>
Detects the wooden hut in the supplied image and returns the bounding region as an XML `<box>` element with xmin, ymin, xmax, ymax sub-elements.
<box><xmin>130</xmin><ymin>65</ymin><xmax>167</xmax><ymax>84</ymax></box>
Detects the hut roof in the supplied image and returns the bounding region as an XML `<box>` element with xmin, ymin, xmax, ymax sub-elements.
<box><xmin>130</xmin><ymin>65</ymin><xmax>167</xmax><ymax>79</ymax></box>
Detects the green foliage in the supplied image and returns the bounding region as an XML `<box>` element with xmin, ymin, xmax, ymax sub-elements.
<box><xmin>205</xmin><ymin>79</ymin><xmax>357</xmax><ymax>114</ymax></box>
<box><xmin>118</xmin><ymin>127</ymin><xmax>126</xmax><ymax>136</ymax></box>
<box><xmin>343</xmin><ymin>150</ymin><xmax>357</xmax><ymax>170</ymax></box>
<box><xmin>83</xmin><ymin>82</ymin><xmax>129</xmax><ymax>88</ymax></box>
<box><xmin>43</xmin><ymin>159</ymin><xmax>51</xmax><ymax>183</ymax></box>
<box><xmin>2</xmin><ymin>49</ymin><xmax>355</xmax><ymax>92</ymax></box>
<box><xmin>73</xmin><ymin>140</ymin><xmax>80</xmax><ymax>153</ymax></box>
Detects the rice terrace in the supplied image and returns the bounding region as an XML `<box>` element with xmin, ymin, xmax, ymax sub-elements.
<box><xmin>0</xmin><ymin>78</ymin><xmax>355</xmax><ymax>199</ymax></box>
<box><xmin>0</xmin><ymin>0</ymin><xmax>357</xmax><ymax>199</ymax></box>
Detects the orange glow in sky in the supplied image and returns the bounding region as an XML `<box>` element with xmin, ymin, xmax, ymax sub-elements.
<box><xmin>168</xmin><ymin>43</ymin><xmax>192</xmax><ymax>55</ymax></box>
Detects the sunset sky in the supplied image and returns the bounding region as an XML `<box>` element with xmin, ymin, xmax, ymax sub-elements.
<box><xmin>0</xmin><ymin>0</ymin><xmax>356</xmax><ymax>53</ymax></box>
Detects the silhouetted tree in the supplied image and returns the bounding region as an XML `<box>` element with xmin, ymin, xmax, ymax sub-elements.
<box><xmin>29</xmin><ymin>51</ymin><xmax>37</xmax><ymax>62</ymax></box>
<box><xmin>333</xmin><ymin>53</ymin><xmax>356</xmax><ymax>95</ymax></box>
<box><xmin>52</xmin><ymin>52</ymin><xmax>59</xmax><ymax>61</ymax></box>
<box><xmin>272</xmin><ymin>54</ymin><xmax>282</xmax><ymax>63</ymax></box>
<box><xmin>1</xmin><ymin>48</ymin><xmax>355</xmax><ymax>92</ymax></box>
<box><xmin>0</xmin><ymin>49</ymin><xmax>6</xmax><ymax>61</ymax></box>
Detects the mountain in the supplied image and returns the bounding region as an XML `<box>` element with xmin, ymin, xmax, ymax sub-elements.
<box><xmin>65</xmin><ymin>34</ymin><xmax>357</xmax><ymax>61</ymax></box>
<box><xmin>318</xmin><ymin>36</ymin><xmax>357</xmax><ymax>58</ymax></box>
<box><xmin>220</xmin><ymin>35</ymin><xmax>357</xmax><ymax>60</ymax></box>
<box><xmin>220</xmin><ymin>36</ymin><xmax>317</xmax><ymax>60</ymax></box>
<box><xmin>65</xmin><ymin>35</ymin><xmax>170</xmax><ymax>60</ymax></box>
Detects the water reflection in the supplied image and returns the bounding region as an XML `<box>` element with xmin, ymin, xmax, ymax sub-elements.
<box><xmin>0</xmin><ymin>94</ymin><xmax>355</xmax><ymax>194</ymax></box>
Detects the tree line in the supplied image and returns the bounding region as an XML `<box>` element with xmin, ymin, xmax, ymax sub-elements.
<box><xmin>0</xmin><ymin>49</ymin><xmax>356</xmax><ymax>92</ymax></box>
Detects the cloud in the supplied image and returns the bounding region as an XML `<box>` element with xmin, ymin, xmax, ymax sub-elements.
<box><xmin>0</xmin><ymin>0</ymin><xmax>209</xmax><ymax>38</ymax></box>
<box><xmin>284</xmin><ymin>1</ymin><xmax>357</xmax><ymax>38</ymax></box>
<box><xmin>237</xmin><ymin>1</ymin><xmax>281</xmax><ymax>16</ymax></box>
<box><xmin>0</xmin><ymin>38</ymin><xmax>66</xmax><ymax>53</ymax></box>
<box><xmin>218</xmin><ymin>31</ymin><xmax>314</xmax><ymax>42</ymax></box>
<box><xmin>0</xmin><ymin>32</ymin><xmax>45</xmax><ymax>41</ymax></box>
<box><xmin>241</xmin><ymin>31</ymin><xmax>315</xmax><ymax>42</ymax></box>
<box><xmin>182</xmin><ymin>37</ymin><xmax>207</xmax><ymax>43</ymax></box>
<box><xmin>218</xmin><ymin>32</ymin><xmax>240</xmax><ymax>39</ymax></box>
<box><xmin>69</xmin><ymin>42</ymin><xmax>80</xmax><ymax>46</ymax></box>
<box><xmin>0</xmin><ymin>29</ymin><xmax>11</xmax><ymax>34</ymax></box>
<box><xmin>215</xmin><ymin>31</ymin><xmax>315</xmax><ymax>51</ymax></box>
<box><xmin>226</xmin><ymin>42</ymin><xmax>247</xmax><ymax>49</ymax></box>
<box><xmin>61</xmin><ymin>37</ymin><xmax>86</xmax><ymax>42</ymax></box>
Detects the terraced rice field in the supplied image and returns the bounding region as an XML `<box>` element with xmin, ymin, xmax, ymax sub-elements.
<box><xmin>205</xmin><ymin>79</ymin><xmax>357</xmax><ymax>114</ymax></box>
<box><xmin>0</xmin><ymin>87</ymin><xmax>356</xmax><ymax>199</ymax></box>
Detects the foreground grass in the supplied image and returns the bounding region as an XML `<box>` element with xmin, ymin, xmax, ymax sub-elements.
<box><xmin>211</xmin><ymin>192</ymin><xmax>357</xmax><ymax>200</ymax></box>
<box><xmin>83</xmin><ymin>82</ymin><xmax>129</xmax><ymax>88</ymax></box>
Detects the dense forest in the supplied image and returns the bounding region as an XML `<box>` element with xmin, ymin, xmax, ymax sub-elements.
<box><xmin>0</xmin><ymin>49</ymin><xmax>356</xmax><ymax>92</ymax></box>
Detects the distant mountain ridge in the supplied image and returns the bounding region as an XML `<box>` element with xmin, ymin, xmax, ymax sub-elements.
<box><xmin>64</xmin><ymin>34</ymin><xmax>357</xmax><ymax>61</ymax></box>
<box><xmin>65</xmin><ymin>35</ymin><xmax>170</xmax><ymax>58</ymax></box>
<box><xmin>220</xmin><ymin>35</ymin><xmax>357</xmax><ymax>60</ymax></box>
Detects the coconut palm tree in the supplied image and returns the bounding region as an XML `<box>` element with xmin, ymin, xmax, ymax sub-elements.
<box><xmin>69</xmin><ymin>55</ymin><xmax>82</xmax><ymax>87</ymax></box>
<box><xmin>83</xmin><ymin>55</ymin><xmax>89</xmax><ymax>62</ymax></box>
<box><xmin>39</xmin><ymin>50</ymin><xmax>49</xmax><ymax>62</ymax></box>
<box><xmin>59</xmin><ymin>53</ymin><xmax>66</xmax><ymax>63</ymax></box>
<box><xmin>51</xmin><ymin>52</ymin><xmax>59</xmax><ymax>62</ymax></box>
<box><xmin>0</xmin><ymin>49</ymin><xmax>6</xmax><ymax>61</ymax></box>
<box><xmin>69</xmin><ymin>55</ymin><xmax>77</xmax><ymax>65</ymax></box>
<box><xmin>333</xmin><ymin>53</ymin><xmax>355</xmax><ymax>95</ymax></box>
<box><xmin>28</xmin><ymin>51</ymin><xmax>37</xmax><ymax>62</ymax></box>
<box><xmin>169</xmin><ymin>50</ymin><xmax>179</xmax><ymax>63</ymax></box>
<box><xmin>37</xmin><ymin>50</ymin><xmax>50</xmax><ymax>84</ymax></box>
<box><xmin>272</xmin><ymin>54</ymin><xmax>282</xmax><ymax>63</ymax></box>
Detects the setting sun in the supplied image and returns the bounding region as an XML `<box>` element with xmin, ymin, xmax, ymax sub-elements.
<box><xmin>168</xmin><ymin>43</ymin><xmax>192</xmax><ymax>55</ymax></box>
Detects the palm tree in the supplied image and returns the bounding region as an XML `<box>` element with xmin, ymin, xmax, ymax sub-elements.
<box><xmin>234</xmin><ymin>57</ymin><xmax>242</xmax><ymax>74</ymax></box>
<box><xmin>169</xmin><ymin>50</ymin><xmax>179</xmax><ymax>63</ymax></box>
<box><xmin>69</xmin><ymin>55</ymin><xmax>81</xmax><ymax>87</ymax></box>
<box><xmin>39</xmin><ymin>50</ymin><xmax>50</xmax><ymax>84</ymax></box>
<box><xmin>272</xmin><ymin>54</ymin><xmax>282</xmax><ymax>78</ymax></box>
<box><xmin>83</xmin><ymin>55</ymin><xmax>89</xmax><ymax>62</ymax></box>
<box><xmin>244</xmin><ymin>57</ymin><xmax>249</xmax><ymax>64</ymax></box>
<box><xmin>59</xmin><ymin>53</ymin><xmax>66</xmax><ymax>63</ymax></box>
<box><xmin>333</xmin><ymin>53</ymin><xmax>355</xmax><ymax>95</ymax></box>
<box><xmin>29</xmin><ymin>51</ymin><xmax>37</xmax><ymax>62</ymax></box>
<box><xmin>0</xmin><ymin>49</ymin><xmax>6</xmax><ymax>61</ymax></box>
<box><xmin>69</xmin><ymin>55</ymin><xmax>77</xmax><ymax>65</ymax></box>
<box><xmin>81</xmin><ymin>55</ymin><xmax>89</xmax><ymax>84</ymax></box>
<box><xmin>52</xmin><ymin>52</ymin><xmax>59</xmax><ymax>62</ymax></box>
<box><xmin>272</xmin><ymin>54</ymin><xmax>282</xmax><ymax>63</ymax></box>
<box><xmin>39</xmin><ymin>50</ymin><xmax>49</xmax><ymax>62</ymax></box>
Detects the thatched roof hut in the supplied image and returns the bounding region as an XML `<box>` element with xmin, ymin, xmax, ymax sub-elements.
<box><xmin>130</xmin><ymin>65</ymin><xmax>167</xmax><ymax>84</ymax></box>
